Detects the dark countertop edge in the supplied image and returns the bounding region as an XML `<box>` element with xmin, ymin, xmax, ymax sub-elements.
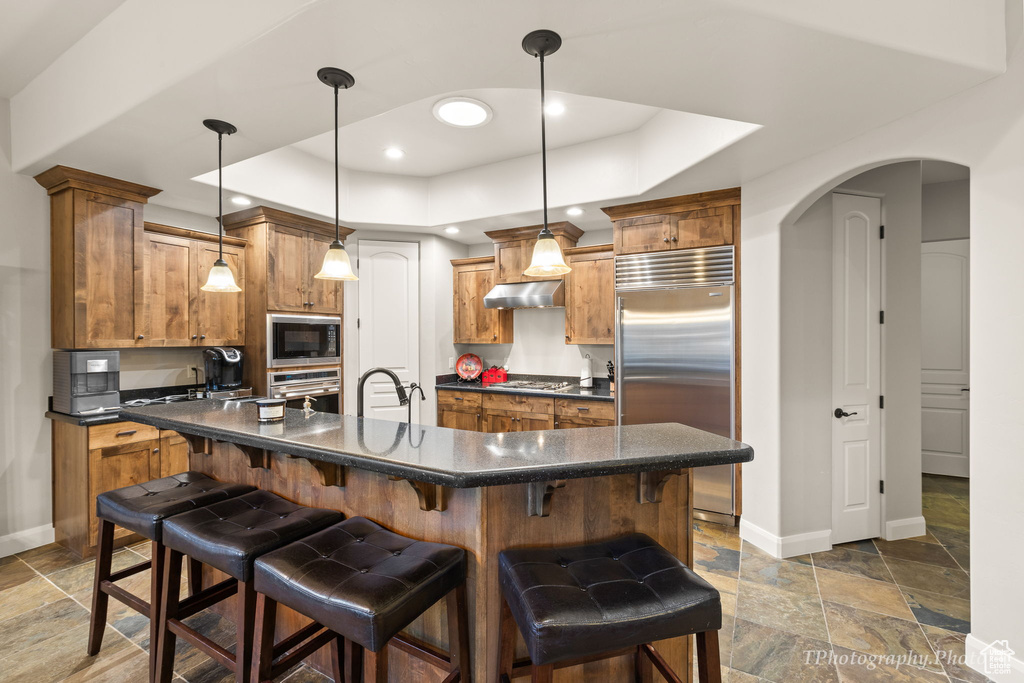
<box><xmin>122</xmin><ymin>410</ymin><xmax>753</xmax><ymax>489</ymax></box>
<box><xmin>46</xmin><ymin>410</ymin><xmax>124</xmax><ymax>426</ymax></box>
<box><xmin>435</xmin><ymin>383</ymin><xmax>614</xmax><ymax>403</ymax></box>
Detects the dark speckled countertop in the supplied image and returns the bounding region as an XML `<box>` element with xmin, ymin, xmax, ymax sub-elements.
<box><xmin>436</xmin><ymin>381</ymin><xmax>614</xmax><ymax>402</ymax></box>
<box><xmin>121</xmin><ymin>400</ymin><xmax>752</xmax><ymax>488</ymax></box>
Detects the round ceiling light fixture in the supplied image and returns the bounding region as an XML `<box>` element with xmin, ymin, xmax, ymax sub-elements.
<box><xmin>444</xmin><ymin>226</ymin><xmax>460</xmax><ymax>234</ymax></box>
<box><xmin>433</xmin><ymin>97</ymin><xmax>493</xmax><ymax>128</ymax></box>
<box><xmin>384</xmin><ymin>146</ymin><xmax>405</xmax><ymax>159</ymax></box>
<box><xmin>544</xmin><ymin>102</ymin><xmax>565</xmax><ymax>116</ymax></box>
<box><xmin>565</xmin><ymin>206</ymin><xmax>584</xmax><ymax>217</ymax></box>
<box><xmin>231</xmin><ymin>196</ymin><xmax>252</xmax><ymax>206</ymax></box>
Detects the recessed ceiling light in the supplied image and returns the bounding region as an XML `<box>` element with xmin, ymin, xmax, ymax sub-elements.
<box><xmin>384</xmin><ymin>147</ymin><xmax>405</xmax><ymax>159</ymax></box>
<box><xmin>433</xmin><ymin>97</ymin><xmax>493</xmax><ymax>128</ymax></box>
<box><xmin>544</xmin><ymin>102</ymin><xmax>565</xmax><ymax>116</ymax></box>
<box><xmin>231</xmin><ymin>196</ymin><xmax>252</xmax><ymax>206</ymax></box>
<box><xmin>444</xmin><ymin>226</ymin><xmax>460</xmax><ymax>234</ymax></box>
<box><xmin>566</xmin><ymin>206</ymin><xmax>584</xmax><ymax>217</ymax></box>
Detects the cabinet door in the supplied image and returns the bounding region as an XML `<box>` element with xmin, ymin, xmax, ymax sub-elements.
<box><xmin>495</xmin><ymin>241</ymin><xmax>526</xmax><ymax>284</ymax></box>
<box><xmin>482</xmin><ymin>409</ymin><xmax>517</xmax><ymax>433</ymax></box>
<box><xmin>554</xmin><ymin>415</ymin><xmax>615</xmax><ymax>429</ymax></box>
<box><xmin>196</xmin><ymin>243</ymin><xmax>245</xmax><ymax>346</ymax></box>
<box><xmin>565</xmin><ymin>250</ymin><xmax>614</xmax><ymax>344</ymax></box>
<box><xmin>672</xmin><ymin>206</ymin><xmax>734</xmax><ymax>248</ymax></box>
<box><xmin>74</xmin><ymin>190</ymin><xmax>144</xmax><ymax>347</ymax></box>
<box><xmin>137</xmin><ymin>232</ymin><xmax>195</xmax><ymax>346</ymax></box>
<box><xmin>614</xmin><ymin>214</ymin><xmax>674</xmax><ymax>255</ymax></box>
<box><xmin>158</xmin><ymin>431</ymin><xmax>189</xmax><ymax>478</ymax></box>
<box><xmin>453</xmin><ymin>264</ymin><xmax>512</xmax><ymax>343</ymax></box>
<box><xmin>518</xmin><ymin>411</ymin><xmax>555</xmax><ymax>431</ymax></box>
<box><xmin>306</xmin><ymin>234</ymin><xmax>344</xmax><ymax>314</ymax></box>
<box><xmin>438</xmin><ymin>407</ymin><xmax>482</xmax><ymax>432</ymax></box>
<box><xmin>88</xmin><ymin>440</ymin><xmax>158</xmax><ymax>545</ymax></box>
<box><xmin>267</xmin><ymin>226</ymin><xmax>308</xmax><ymax>312</ymax></box>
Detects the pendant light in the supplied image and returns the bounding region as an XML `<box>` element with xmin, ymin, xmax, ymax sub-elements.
<box><xmin>201</xmin><ymin>119</ymin><xmax>242</xmax><ymax>292</ymax></box>
<box><xmin>314</xmin><ymin>67</ymin><xmax>358</xmax><ymax>281</ymax></box>
<box><xmin>522</xmin><ymin>29</ymin><xmax>571</xmax><ymax>278</ymax></box>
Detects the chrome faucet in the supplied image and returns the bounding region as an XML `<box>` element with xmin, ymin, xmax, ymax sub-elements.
<box><xmin>357</xmin><ymin>367</ymin><xmax>410</xmax><ymax>418</ymax></box>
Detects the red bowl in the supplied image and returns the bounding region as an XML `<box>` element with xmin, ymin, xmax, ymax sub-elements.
<box><xmin>456</xmin><ymin>353</ymin><xmax>483</xmax><ymax>380</ymax></box>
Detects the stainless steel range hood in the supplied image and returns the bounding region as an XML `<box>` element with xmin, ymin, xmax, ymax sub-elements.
<box><xmin>483</xmin><ymin>280</ymin><xmax>565</xmax><ymax>309</ymax></box>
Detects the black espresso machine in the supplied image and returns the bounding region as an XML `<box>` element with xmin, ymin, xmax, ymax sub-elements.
<box><xmin>203</xmin><ymin>347</ymin><xmax>250</xmax><ymax>398</ymax></box>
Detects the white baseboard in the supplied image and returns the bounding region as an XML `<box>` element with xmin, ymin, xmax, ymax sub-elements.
<box><xmin>966</xmin><ymin>633</ymin><xmax>1024</xmax><ymax>682</ymax></box>
<box><xmin>739</xmin><ymin>519</ymin><xmax>831</xmax><ymax>559</ymax></box>
<box><xmin>0</xmin><ymin>524</ymin><xmax>54</xmax><ymax>559</ymax></box>
<box><xmin>884</xmin><ymin>516</ymin><xmax>927</xmax><ymax>541</ymax></box>
<box><xmin>923</xmin><ymin>453</ymin><xmax>969</xmax><ymax>478</ymax></box>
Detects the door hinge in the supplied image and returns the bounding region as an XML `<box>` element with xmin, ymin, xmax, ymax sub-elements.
<box><xmin>880</xmin><ymin>480</ymin><xmax>885</xmax><ymax>494</ymax></box>
<box><xmin>879</xmin><ymin>395</ymin><xmax>885</xmax><ymax>409</ymax></box>
<box><xmin>880</xmin><ymin>310</ymin><xmax>885</xmax><ymax>324</ymax></box>
<box><xmin>880</xmin><ymin>225</ymin><xmax>885</xmax><ymax>239</ymax></box>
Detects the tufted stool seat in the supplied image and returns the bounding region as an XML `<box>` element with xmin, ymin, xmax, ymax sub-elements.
<box><xmin>499</xmin><ymin>533</ymin><xmax>722</xmax><ymax>683</ymax></box>
<box><xmin>154</xmin><ymin>490</ymin><xmax>341</xmax><ymax>683</ymax></box>
<box><xmin>88</xmin><ymin>472</ymin><xmax>255</xmax><ymax>681</ymax></box>
<box><xmin>249</xmin><ymin>517</ymin><xmax>471</xmax><ymax>683</ymax></box>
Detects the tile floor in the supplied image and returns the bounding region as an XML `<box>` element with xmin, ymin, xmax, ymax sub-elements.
<box><xmin>0</xmin><ymin>474</ymin><xmax>979</xmax><ymax>682</ymax></box>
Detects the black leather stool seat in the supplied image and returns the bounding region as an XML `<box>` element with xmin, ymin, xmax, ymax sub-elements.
<box><xmin>254</xmin><ymin>517</ymin><xmax>466</xmax><ymax>651</ymax></box>
<box><xmin>162</xmin><ymin>490</ymin><xmax>341</xmax><ymax>582</ymax></box>
<box><xmin>499</xmin><ymin>532</ymin><xmax>721</xmax><ymax>666</ymax></box>
<box><xmin>95</xmin><ymin>471</ymin><xmax>256</xmax><ymax>542</ymax></box>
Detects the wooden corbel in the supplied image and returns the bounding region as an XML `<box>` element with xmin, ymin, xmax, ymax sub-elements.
<box><xmin>236</xmin><ymin>444</ymin><xmax>271</xmax><ymax>470</ymax></box>
<box><xmin>527</xmin><ymin>480</ymin><xmax>566</xmax><ymax>517</ymax></box>
<box><xmin>180</xmin><ymin>433</ymin><xmax>210</xmax><ymax>457</ymax></box>
<box><xmin>390</xmin><ymin>478</ymin><xmax>449</xmax><ymax>512</ymax></box>
<box><xmin>637</xmin><ymin>469</ymin><xmax>683</xmax><ymax>504</ymax></box>
<box><xmin>308</xmin><ymin>460</ymin><xmax>346</xmax><ymax>488</ymax></box>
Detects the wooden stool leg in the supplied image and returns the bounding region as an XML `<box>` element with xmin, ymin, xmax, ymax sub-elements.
<box><xmin>446</xmin><ymin>584</ymin><xmax>471</xmax><ymax>682</ymax></box>
<box><xmin>498</xmin><ymin>597</ymin><xmax>517</xmax><ymax>682</ymax></box>
<box><xmin>344</xmin><ymin>639</ymin><xmax>364</xmax><ymax>683</ymax></box>
<box><xmin>251</xmin><ymin>593</ymin><xmax>277</xmax><ymax>683</ymax></box>
<box><xmin>695</xmin><ymin>630</ymin><xmax>722</xmax><ymax>683</ymax></box>
<box><xmin>155</xmin><ymin>547</ymin><xmax>183</xmax><ymax>683</ymax></box>
<box><xmin>87</xmin><ymin>519</ymin><xmax>115</xmax><ymax>656</ymax></box>
<box><xmin>149</xmin><ymin>540</ymin><xmax>165</xmax><ymax>680</ymax></box>
<box><xmin>366</xmin><ymin>646</ymin><xmax>388</xmax><ymax>683</ymax></box>
<box><xmin>634</xmin><ymin>643</ymin><xmax>653</xmax><ymax>682</ymax></box>
<box><xmin>532</xmin><ymin>664</ymin><xmax>554</xmax><ymax>683</ymax></box>
<box><xmin>187</xmin><ymin>556</ymin><xmax>203</xmax><ymax>596</ymax></box>
<box><xmin>329</xmin><ymin>633</ymin><xmax>345</xmax><ymax>683</ymax></box>
<box><xmin>235</xmin><ymin>579</ymin><xmax>258</xmax><ymax>683</ymax></box>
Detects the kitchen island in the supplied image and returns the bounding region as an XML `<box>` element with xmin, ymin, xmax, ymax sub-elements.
<box><xmin>122</xmin><ymin>400</ymin><xmax>752</xmax><ymax>682</ymax></box>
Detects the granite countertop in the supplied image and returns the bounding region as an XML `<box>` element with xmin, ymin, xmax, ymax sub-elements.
<box><xmin>121</xmin><ymin>400</ymin><xmax>752</xmax><ymax>488</ymax></box>
<box><xmin>45</xmin><ymin>410</ymin><xmax>124</xmax><ymax>426</ymax></box>
<box><xmin>436</xmin><ymin>381</ymin><xmax>615</xmax><ymax>403</ymax></box>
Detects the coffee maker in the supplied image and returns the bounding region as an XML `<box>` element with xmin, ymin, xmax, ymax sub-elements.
<box><xmin>53</xmin><ymin>350</ymin><xmax>121</xmax><ymax>415</ymax></box>
<box><xmin>204</xmin><ymin>347</ymin><xmax>245</xmax><ymax>396</ymax></box>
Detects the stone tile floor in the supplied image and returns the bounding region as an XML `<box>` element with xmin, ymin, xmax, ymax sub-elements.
<box><xmin>0</xmin><ymin>474</ymin><xmax>978</xmax><ymax>682</ymax></box>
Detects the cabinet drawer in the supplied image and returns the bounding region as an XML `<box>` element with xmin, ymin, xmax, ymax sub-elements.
<box><xmin>88</xmin><ymin>421</ymin><xmax>160</xmax><ymax>449</ymax></box>
<box><xmin>437</xmin><ymin>390</ymin><xmax>482</xmax><ymax>410</ymax></box>
<box><xmin>554</xmin><ymin>398</ymin><xmax>615</xmax><ymax>421</ymax></box>
<box><xmin>483</xmin><ymin>393</ymin><xmax>554</xmax><ymax>415</ymax></box>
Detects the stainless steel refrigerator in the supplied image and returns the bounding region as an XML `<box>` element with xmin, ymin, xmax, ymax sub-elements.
<box><xmin>615</xmin><ymin>245</ymin><xmax>737</xmax><ymax>523</ymax></box>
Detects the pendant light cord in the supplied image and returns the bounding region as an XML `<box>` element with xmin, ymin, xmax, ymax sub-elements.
<box><xmin>334</xmin><ymin>83</ymin><xmax>340</xmax><ymax>244</ymax></box>
<box><xmin>539</xmin><ymin>52</ymin><xmax>549</xmax><ymax>233</ymax></box>
<box><xmin>217</xmin><ymin>131</ymin><xmax>224</xmax><ymax>259</ymax></box>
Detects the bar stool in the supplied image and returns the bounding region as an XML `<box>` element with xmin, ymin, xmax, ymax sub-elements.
<box><xmin>88</xmin><ymin>472</ymin><xmax>255</xmax><ymax>680</ymax></box>
<box><xmin>250</xmin><ymin>517</ymin><xmax>470</xmax><ymax>683</ymax></box>
<box><xmin>153</xmin><ymin>490</ymin><xmax>342</xmax><ymax>683</ymax></box>
<box><xmin>498</xmin><ymin>533</ymin><xmax>722</xmax><ymax>683</ymax></box>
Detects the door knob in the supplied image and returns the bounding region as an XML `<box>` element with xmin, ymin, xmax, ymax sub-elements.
<box><xmin>834</xmin><ymin>408</ymin><xmax>859</xmax><ymax>419</ymax></box>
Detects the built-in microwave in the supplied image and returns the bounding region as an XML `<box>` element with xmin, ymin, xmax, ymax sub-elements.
<box><xmin>267</xmin><ymin>314</ymin><xmax>341</xmax><ymax>368</ymax></box>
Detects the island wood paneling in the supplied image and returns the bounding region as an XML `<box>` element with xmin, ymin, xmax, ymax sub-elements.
<box><xmin>187</xmin><ymin>443</ymin><xmax>695</xmax><ymax>682</ymax></box>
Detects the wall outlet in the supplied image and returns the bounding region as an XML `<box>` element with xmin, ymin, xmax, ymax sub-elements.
<box><xmin>449</xmin><ymin>356</ymin><xmax>454</xmax><ymax>370</ymax></box>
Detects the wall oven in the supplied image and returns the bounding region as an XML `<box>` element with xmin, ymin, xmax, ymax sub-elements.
<box><xmin>268</xmin><ymin>368</ymin><xmax>341</xmax><ymax>414</ymax></box>
<box><xmin>267</xmin><ymin>314</ymin><xmax>341</xmax><ymax>368</ymax></box>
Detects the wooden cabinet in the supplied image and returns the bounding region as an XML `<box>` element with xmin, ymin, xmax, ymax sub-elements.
<box><xmin>452</xmin><ymin>257</ymin><xmax>513</xmax><ymax>344</ymax></box>
<box><xmin>484</xmin><ymin>223</ymin><xmax>583</xmax><ymax>285</ymax></box>
<box><xmin>554</xmin><ymin>398</ymin><xmax>615</xmax><ymax>428</ymax></box>
<box><xmin>136</xmin><ymin>224</ymin><xmax>246</xmax><ymax>346</ymax></box>
<box><xmin>482</xmin><ymin>393</ymin><xmax>556</xmax><ymax>433</ymax></box>
<box><xmin>603</xmin><ymin>188</ymin><xmax>740</xmax><ymax>256</ymax></box>
<box><xmin>267</xmin><ymin>226</ymin><xmax>344</xmax><ymax>314</ymax></box>
<box><xmin>564</xmin><ymin>245</ymin><xmax>615</xmax><ymax>345</ymax></box>
<box><xmin>35</xmin><ymin>166</ymin><xmax>161</xmax><ymax>349</ymax></box>
<box><xmin>52</xmin><ymin>419</ymin><xmax>187</xmax><ymax>558</ymax></box>
<box><xmin>438</xmin><ymin>389</ymin><xmax>611</xmax><ymax>434</ymax></box>
<box><xmin>437</xmin><ymin>391</ymin><xmax>482</xmax><ymax>431</ymax></box>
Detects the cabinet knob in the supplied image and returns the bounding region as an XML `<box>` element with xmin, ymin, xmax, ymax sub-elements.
<box><xmin>493</xmin><ymin>334</ymin><xmax>497</xmax><ymax>340</ymax></box>
<box><xmin>192</xmin><ymin>335</ymin><xmax>198</xmax><ymax>340</ymax></box>
<box><xmin>153</xmin><ymin>448</ymin><xmax>160</xmax><ymax>454</ymax></box>
<box><xmin>137</xmin><ymin>334</ymin><xmax>144</xmax><ymax>339</ymax></box>
<box><xmin>200</xmin><ymin>334</ymin><xmax>206</xmax><ymax>340</ymax></box>
<box><xmin>476</xmin><ymin>414</ymin><xmax>481</xmax><ymax>418</ymax></box>
<box><xmin>671</xmin><ymin>236</ymin><xmax>678</xmax><ymax>242</ymax></box>
<box><xmin>565</xmin><ymin>335</ymin><xmax>571</xmax><ymax>342</ymax></box>
<box><xmin>663</xmin><ymin>237</ymin><xmax>670</xmax><ymax>243</ymax></box>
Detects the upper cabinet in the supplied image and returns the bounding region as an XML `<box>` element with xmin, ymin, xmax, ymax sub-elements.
<box><xmin>36</xmin><ymin>166</ymin><xmax>161</xmax><ymax>349</ymax></box>
<box><xmin>484</xmin><ymin>222</ymin><xmax>583</xmax><ymax>284</ymax></box>
<box><xmin>451</xmin><ymin>257</ymin><xmax>512</xmax><ymax>344</ymax></box>
<box><xmin>603</xmin><ymin>188</ymin><xmax>740</xmax><ymax>256</ymax></box>
<box><xmin>136</xmin><ymin>224</ymin><xmax>246</xmax><ymax>347</ymax></box>
<box><xmin>564</xmin><ymin>245</ymin><xmax>614</xmax><ymax>345</ymax></box>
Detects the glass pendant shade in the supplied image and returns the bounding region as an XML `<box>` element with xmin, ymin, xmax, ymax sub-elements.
<box><xmin>524</xmin><ymin>234</ymin><xmax>570</xmax><ymax>277</ymax></box>
<box><xmin>201</xmin><ymin>258</ymin><xmax>241</xmax><ymax>292</ymax></box>
<box><xmin>315</xmin><ymin>241</ymin><xmax>357</xmax><ymax>280</ymax></box>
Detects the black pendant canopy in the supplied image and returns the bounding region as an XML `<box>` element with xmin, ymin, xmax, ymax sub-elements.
<box><xmin>522</xmin><ymin>29</ymin><xmax>562</xmax><ymax>58</ymax></box>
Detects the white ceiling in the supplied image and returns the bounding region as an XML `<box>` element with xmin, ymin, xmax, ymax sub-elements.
<box><xmin>292</xmin><ymin>89</ymin><xmax>660</xmax><ymax>177</ymax></box>
<box><xmin>2</xmin><ymin>0</ymin><xmax>1008</xmax><ymax>244</ymax></box>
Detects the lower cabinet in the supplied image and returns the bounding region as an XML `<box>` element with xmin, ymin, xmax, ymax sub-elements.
<box><xmin>53</xmin><ymin>419</ymin><xmax>188</xmax><ymax>558</ymax></box>
<box><xmin>437</xmin><ymin>390</ymin><xmax>613</xmax><ymax>433</ymax></box>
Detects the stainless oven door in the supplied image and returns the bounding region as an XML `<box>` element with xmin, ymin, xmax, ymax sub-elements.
<box><xmin>267</xmin><ymin>315</ymin><xmax>341</xmax><ymax>368</ymax></box>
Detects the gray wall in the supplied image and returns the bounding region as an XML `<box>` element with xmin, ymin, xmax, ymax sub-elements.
<box><xmin>922</xmin><ymin>180</ymin><xmax>969</xmax><ymax>242</ymax></box>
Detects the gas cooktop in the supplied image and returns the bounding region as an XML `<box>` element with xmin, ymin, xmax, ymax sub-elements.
<box><xmin>494</xmin><ymin>380</ymin><xmax>574</xmax><ymax>393</ymax></box>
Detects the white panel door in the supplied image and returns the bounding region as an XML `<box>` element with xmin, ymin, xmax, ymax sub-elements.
<box><xmin>357</xmin><ymin>241</ymin><xmax>420</xmax><ymax>423</ymax></box>
<box><xmin>832</xmin><ymin>193</ymin><xmax>883</xmax><ymax>544</ymax></box>
<box><xmin>921</xmin><ymin>240</ymin><xmax>970</xmax><ymax>477</ymax></box>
